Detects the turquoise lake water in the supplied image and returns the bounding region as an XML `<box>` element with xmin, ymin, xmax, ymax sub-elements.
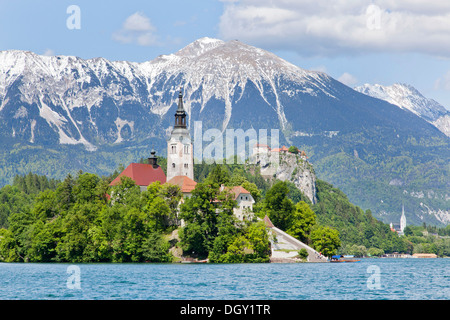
<box><xmin>0</xmin><ymin>258</ymin><xmax>448</xmax><ymax>300</ymax></box>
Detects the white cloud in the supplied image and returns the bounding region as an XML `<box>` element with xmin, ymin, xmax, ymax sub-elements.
<box><xmin>43</xmin><ymin>49</ymin><xmax>54</xmax><ymax>56</ymax></box>
<box><xmin>338</xmin><ymin>72</ymin><xmax>358</xmax><ymax>87</ymax></box>
<box><xmin>218</xmin><ymin>0</ymin><xmax>450</xmax><ymax>57</ymax></box>
<box><xmin>112</xmin><ymin>12</ymin><xmax>158</xmax><ymax>46</ymax></box>
<box><xmin>309</xmin><ymin>65</ymin><xmax>327</xmax><ymax>73</ymax></box>
<box><xmin>434</xmin><ymin>70</ymin><xmax>450</xmax><ymax>91</ymax></box>
<box><xmin>122</xmin><ymin>12</ymin><xmax>154</xmax><ymax>32</ymax></box>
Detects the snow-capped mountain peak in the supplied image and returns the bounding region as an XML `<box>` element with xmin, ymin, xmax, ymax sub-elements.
<box><xmin>140</xmin><ymin>38</ymin><xmax>331</xmax><ymax>132</ymax></box>
<box><xmin>355</xmin><ymin>83</ymin><xmax>450</xmax><ymax>136</ymax></box>
<box><xmin>1</xmin><ymin>38</ymin><xmax>447</xmax><ymax>153</ymax></box>
<box><xmin>176</xmin><ymin>37</ymin><xmax>225</xmax><ymax>58</ymax></box>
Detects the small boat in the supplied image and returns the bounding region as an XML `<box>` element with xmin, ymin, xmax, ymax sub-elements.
<box><xmin>181</xmin><ymin>259</ymin><xmax>208</xmax><ymax>264</ymax></box>
<box><xmin>329</xmin><ymin>255</ymin><xmax>361</xmax><ymax>263</ymax></box>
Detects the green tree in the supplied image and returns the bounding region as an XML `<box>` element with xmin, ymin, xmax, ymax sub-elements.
<box><xmin>179</xmin><ymin>182</ymin><xmax>225</xmax><ymax>256</ymax></box>
<box><xmin>110</xmin><ymin>176</ymin><xmax>147</xmax><ymax>209</ymax></box>
<box><xmin>146</xmin><ymin>196</ymin><xmax>171</xmax><ymax>232</ymax></box>
<box><xmin>403</xmin><ymin>225</ymin><xmax>414</xmax><ymax>236</ymax></box>
<box><xmin>263</xmin><ymin>181</ymin><xmax>295</xmax><ymax>231</ymax></box>
<box><xmin>287</xmin><ymin>201</ymin><xmax>317</xmax><ymax>243</ymax></box>
<box><xmin>55</xmin><ymin>174</ymin><xmax>75</xmax><ymax>211</ymax></box>
<box><xmin>0</xmin><ymin>185</ymin><xmax>33</xmax><ymax>229</ymax></box>
<box><xmin>298</xmin><ymin>248</ymin><xmax>309</xmax><ymax>261</ymax></box>
<box><xmin>26</xmin><ymin>219</ymin><xmax>61</xmax><ymax>262</ymax></box>
<box><xmin>73</xmin><ymin>172</ymin><xmax>101</xmax><ymax>204</ymax></box>
<box><xmin>208</xmin><ymin>213</ymin><xmax>241</xmax><ymax>263</ymax></box>
<box><xmin>367</xmin><ymin>247</ymin><xmax>384</xmax><ymax>257</ymax></box>
<box><xmin>288</xmin><ymin>146</ymin><xmax>299</xmax><ymax>154</ymax></box>
<box><xmin>142</xmin><ymin>232</ymin><xmax>173</xmax><ymax>262</ymax></box>
<box><xmin>0</xmin><ymin>228</ymin><xmax>20</xmax><ymax>262</ymax></box>
<box><xmin>179</xmin><ymin>222</ymin><xmax>207</xmax><ymax>257</ymax></box>
<box><xmin>221</xmin><ymin>235</ymin><xmax>253</xmax><ymax>263</ymax></box>
<box><xmin>32</xmin><ymin>190</ymin><xmax>58</xmax><ymax>221</ymax></box>
<box><xmin>204</xmin><ymin>164</ymin><xmax>230</xmax><ymax>188</ymax></box>
<box><xmin>157</xmin><ymin>182</ymin><xmax>182</xmax><ymax>226</ymax></box>
<box><xmin>245</xmin><ymin>221</ymin><xmax>271</xmax><ymax>262</ymax></box>
<box><xmin>310</xmin><ymin>226</ymin><xmax>341</xmax><ymax>257</ymax></box>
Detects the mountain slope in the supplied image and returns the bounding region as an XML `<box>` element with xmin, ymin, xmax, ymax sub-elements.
<box><xmin>0</xmin><ymin>38</ymin><xmax>448</xmax><ymax>225</ymax></box>
<box><xmin>355</xmin><ymin>83</ymin><xmax>450</xmax><ymax>137</ymax></box>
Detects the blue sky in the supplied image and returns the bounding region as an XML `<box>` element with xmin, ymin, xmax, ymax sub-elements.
<box><xmin>1</xmin><ymin>0</ymin><xmax>450</xmax><ymax>109</ymax></box>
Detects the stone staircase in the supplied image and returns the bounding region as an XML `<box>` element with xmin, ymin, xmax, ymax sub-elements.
<box><xmin>263</xmin><ymin>216</ymin><xmax>328</xmax><ymax>263</ymax></box>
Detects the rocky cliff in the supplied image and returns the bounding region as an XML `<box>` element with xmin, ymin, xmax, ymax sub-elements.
<box><xmin>249</xmin><ymin>151</ymin><xmax>317</xmax><ymax>204</ymax></box>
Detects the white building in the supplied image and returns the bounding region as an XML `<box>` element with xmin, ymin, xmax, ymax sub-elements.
<box><xmin>252</xmin><ymin>143</ymin><xmax>271</xmax><ymax>156</ymax></box>
<box><xmin>220</xmin><ymin>185</ymin><xmax>255</xmax><ymax>221</ymax></box>
<box><xmin>166</xmin><ymin>89</ymin><xmax>194</xmax><ymax>181</ymax></box>
<box><xmin>390</xmin><ymin>205</ymin><xmax>407</xmax><ymax>236</ymax></box>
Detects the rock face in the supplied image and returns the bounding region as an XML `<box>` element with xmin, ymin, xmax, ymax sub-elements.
<box><xmin>250</xmin><ymin>151</ymin><xmax>317</xmax><ymax>204</ymax></box>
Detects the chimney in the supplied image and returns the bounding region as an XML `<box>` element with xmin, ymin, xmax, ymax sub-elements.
<box><xmin>148</xmin><ymin>149</ymin><xmax>158</xmax><ymax>168</ymax></box>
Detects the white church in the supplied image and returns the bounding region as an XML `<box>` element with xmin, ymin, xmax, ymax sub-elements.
<box><xmin>166</xmin><ymin>90</ymin><xmax>195</xmax><ymax>182</ymax></box>
<box><xmin>110</xmin><ymin>89</ymin><xmax>254</xmax><ymax>221</ymax></box>
<box><xmin>390</xmin><ymin>205</ymin><xmax>407</xmax><ymax>236</ymax></box>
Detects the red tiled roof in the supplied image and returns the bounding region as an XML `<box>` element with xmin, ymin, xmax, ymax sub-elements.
<box><xmin>263</xmin><ymin>215</ymin><xmax>274</xmax><ymax>228</ymax></box>
<box><xmin>166</xmin><ymin>175</ymin><xmax>197</xmax><ymax>193</ymax></box>
<box><xmin>109</xmin><ymin>163</ymin><xmax>166</xmax><ymax>187</ymax></box>
<box><xmin>221</xmin><ymin>185</ymin><xmax>251</xmax><ymax>200</ymax></box>
<box><xmin>271</xmin><ymin>145</ymin><xmax>289</xmax><ymax>152</ymax></box>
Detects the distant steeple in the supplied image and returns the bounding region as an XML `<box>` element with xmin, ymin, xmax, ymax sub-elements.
<box><xmin>174</xmin><ymin>88</ymin><xmax>187</xmax><ymax>129</ymax></box>
<box><xmin>400</xmin><ymin>205</ymin><xmax>407</xmax><ymax>234</ymax></box>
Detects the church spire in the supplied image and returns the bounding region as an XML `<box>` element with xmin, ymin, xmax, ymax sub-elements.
<box><xmin>174</xmin><ymin>87</ymin><xmax>187</xmax><ymax>129</ymax></box>
<box><xmin>400</xmin><ymin>204</ymin><xmax>407</xmax><ymax>234</ymax></box>
<box><xmin>167</xmin><ymin>87</ymin><xmax>194</xmax><ymax>182</ymax></box>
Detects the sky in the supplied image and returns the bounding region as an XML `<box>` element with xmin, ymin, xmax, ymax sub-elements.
<box><xmin>1</xmin><ymin>0</ymin><xmax>450</xmax><ymax>109</ymax></box>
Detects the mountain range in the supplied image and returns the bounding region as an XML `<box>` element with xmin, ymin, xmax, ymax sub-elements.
<box><xmin>0</xmin><ymin>37</ymin><xmax>448</xmax><ymax>226</ymax></box>
<box><xmin>355</xmin><ymin>83</ymin><xmax>450</xmax><ymax>137</ymax></box>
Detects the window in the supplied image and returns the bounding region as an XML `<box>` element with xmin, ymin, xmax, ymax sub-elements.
<box><xmin>171</xmin><ymin>145</ymin><xmax>176</xmax><ymax>154</ymax></box>
<box><xmin>184</xmin><ymin>145</ymin><xmax>189</xmax><ymax>154</ymax></box>
<box><xmin>172</xmin><ymin>163</ymin><xmax>175</xmax><ymax>168</ymax></box>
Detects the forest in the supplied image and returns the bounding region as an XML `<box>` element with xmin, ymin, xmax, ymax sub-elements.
<box><xmin>0</xmin><ymin>160</ymin><xmax>449</xmax><ymax>263</ymax></box>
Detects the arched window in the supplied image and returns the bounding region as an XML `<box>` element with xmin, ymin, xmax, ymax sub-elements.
<box><xmin>172</xmin><ymin>163</ymin><xmax>175</xmax><ymax>168</ymax></box>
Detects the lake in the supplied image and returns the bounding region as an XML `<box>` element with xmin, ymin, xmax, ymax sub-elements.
<box><xmin>0</xmin><ymin>258</ymin><xmax>448</xmax><ymax>300</ymax></box>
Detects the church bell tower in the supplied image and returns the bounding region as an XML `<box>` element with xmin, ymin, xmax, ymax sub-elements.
<box><xmin>166</xmin><ymin>88</ymin><xmax>194</xmax><ymax>181</ymax></box>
